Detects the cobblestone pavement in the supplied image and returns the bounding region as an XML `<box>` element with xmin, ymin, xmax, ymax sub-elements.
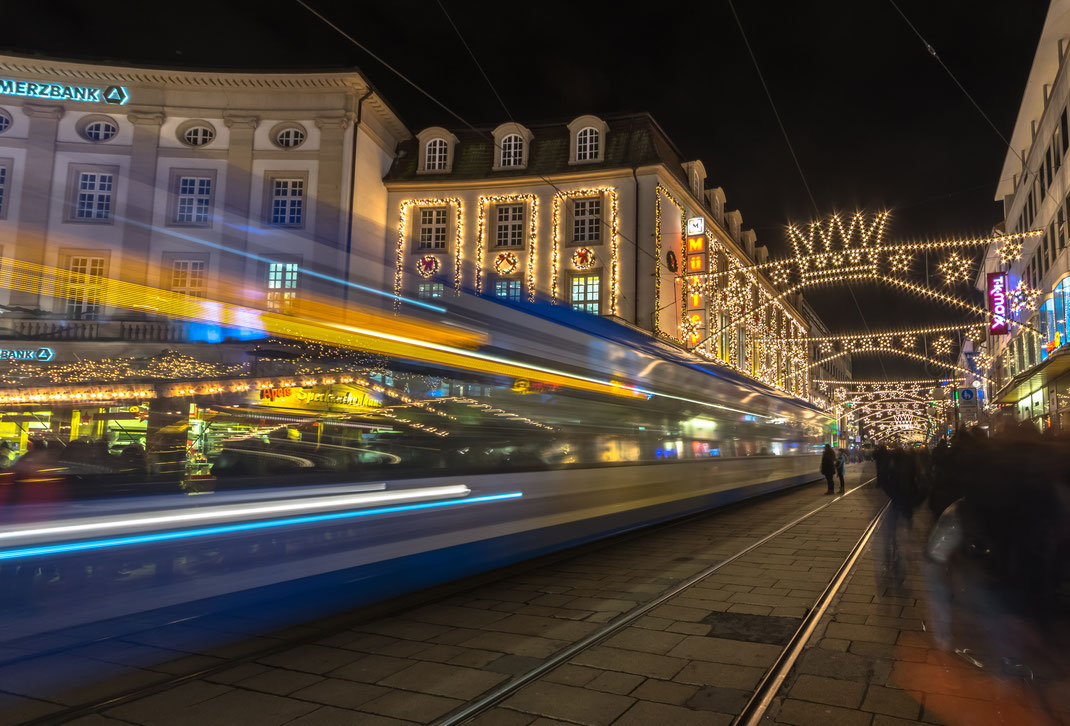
<box><xmin>0</xmin><ymin>466</ymin><xmax>883</xmax><ymax>725</ymax></box>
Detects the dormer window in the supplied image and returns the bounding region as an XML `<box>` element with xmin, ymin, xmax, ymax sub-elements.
<box><xmin>491</xmin><ymin>123</ymin><xmax>534</xmax><ymax>171</ymax></box>
<box><xmin>567</xmin><ymin>115</ymin><xmax>608</xmax><ymax>165</ymax></box>
<box><xmin>576</xmin><ymin>127</ymin><xmax>599</xmax><ymax>161</ymax></box>
<box><xmin>426</xmin><ymin>139</ymin><xmax>448</xmax><ymax>171</ymax></box>
<box><xmin>500</xmin><ymin>134</ymin><xmax>523</xmax><ymax>167</ymax></box>
<box><xmin>416</xmin><ymin>127</ymin><xmax>460</xmax><ymax>174</ymax></box>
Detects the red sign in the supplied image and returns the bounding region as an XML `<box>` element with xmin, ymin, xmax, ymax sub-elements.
<box><xmin>986</xmin><ymin>272</ymin><xmax>1008</xmax><ymax>335</ymax></box>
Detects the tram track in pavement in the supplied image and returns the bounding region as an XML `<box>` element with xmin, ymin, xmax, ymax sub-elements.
<box><xmin>12</xmin><ymin>469</ymin><xmax>882</xmax><ymax>725</ymax></box>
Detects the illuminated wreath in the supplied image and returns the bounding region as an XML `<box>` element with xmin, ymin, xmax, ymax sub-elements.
<box><xmin>666</xmin><ymin>250</ymin><xmax>678</xmax><ymax>273</ymax></box>
<box><xmin>572</xmin><ymin>247</ymin><xmax>597</xmax><ymax>270</ymax></box>
<box><xmin>494</xmin><ymin>251</ymin><xmax>519</xmax><ymax>276</ymax></box>
<box><xmin>416</xmin><ymin>255</ymin><xmax>440</xmax><ymax>278</ymax></box>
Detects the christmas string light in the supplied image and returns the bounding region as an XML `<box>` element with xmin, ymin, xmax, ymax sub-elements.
<box><xmin>416</xmin><ymin>255</ymin><xmax>440</xmax><ymax>278</ymax></box>
<box><xmin>394</xmin><ymin>198</ymin><xmax>464</xmax><ymax>304</ymax></box>
<box><xmin>809</xmin><ymin>345</ymin><xmax>991</xmax><ymax>383</ymax></box>
<box><xmin>551</xmin><ymin>187</ymin><xmax>620</xmax><ymax>312</ymax></box>
<box><xmin>474</xmin><ymin>193</ymin><xmax>539</xmax><ymax>299</ymax></box>
<box><xmin>937</xmin><ymin>252</ymin><xmax>971</xmax><ymax>285</ymax></box>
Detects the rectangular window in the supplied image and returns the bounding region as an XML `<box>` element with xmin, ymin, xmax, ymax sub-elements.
<box><xmin>0</xmin><ymin>161</ymin><xmax>8</xmax><ymax>219</ymax></box>
<box><xmin>1043</xmin><ymin>231</ymin><xmax>1051</xmax><ymax>273</ymax></box>
<box><xmin>1040</xmin><ymin>169</ymin><xmax>1047</xmax><ymax>200</ymax></box>
<box><xmin>170</xmin><ymin>259</ymin><xmax>207</xmax><ymax>296</ymax></box>
<box><xmin>570</xmin><ymin>273</ymin><xmax>600</xmax><ymax>313</ymax></box>
<box><xmin>175</xmin><ymin>175</ymin><xmax>213</xmax><ymax>225</ymax></box>
<box><xmin>270</xmin><ymin>179</ymin><xmax>304</xmax><ymax>226</ymax></box>
<box><xmin>572</xmin><ymin>197</ymin><xmax>601</xmax><ymax>243</ymax></box>
<box><xmin>1062</xmin><ymin>108</ymin><xmax>1069</xmax><ymax>156</ymax></box>
<box><xmin>494</xmin><ymin>279</ymin><xmax>521</xmax><ymax>302</ymax></box>
<box><xmin>266</xmin><ymin>262</ymin><xmax>299</xmax><ymax>312</ymax></box>
<box><xmin>419</xmin><ymin>208</ymin><xmax>448</xmax><ymax>249</ymax></box>
<box><xmin>1046</xmin><ymin>146</ymin><xmax>1054</xmax><ymax>189</ymax></box>
<box><xmin>418</xmin><ymin>282</ymin><xmax>444</xmax><ymax>299</ymax></box>
<box><xmin>65</xmin><ymin>255</ymin><xmax>106</xmax><ymax>318</ymax></box>
<box><xmin>495</xmin><ymin>204</ymin><xmax>524</xmax><ymax>247</ymax></box>
<box><xmin>1060</xmin><ymin>207</ymin><xmax>1066</xmax><ymax>249</ymax></box>
<box><xmin>75</xmin><ymin>171</ymin><xmax>114</xmax><ymax>221</ymax></box>
<box><xmin>1056</xmin><ymin>127</ymin><xmax>1064</xmax><ymax>172</ymax></box>
<box><xmin>1051</xmin><ymin>221</ymin><xmax>1057</xmax><ymax>264</ymax></box>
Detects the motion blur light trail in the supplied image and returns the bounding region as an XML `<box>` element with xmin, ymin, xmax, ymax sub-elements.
<box><xmin>0</xmin><ymin>491</ymin><xmax>524</xmax><ymax>561</ymax></box>
<box><xmin>0</xmin><ymin>484</ymin><xmax>472</xmax><ymax>545</ymax></box>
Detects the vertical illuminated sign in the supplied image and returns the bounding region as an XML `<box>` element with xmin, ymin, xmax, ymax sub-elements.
<box><xmin>684</xmin><ymin>217</ymin><xmax>707</xmax><ymax>347</ymax></box>
<box><xmin>986</xmin><ymin>272</ymin><xmax>1008</xmax><ymax>335</ymax></box>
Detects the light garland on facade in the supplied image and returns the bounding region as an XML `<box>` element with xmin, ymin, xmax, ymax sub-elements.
<box><xmin>551</xmin><ymin>187</ymin><xmax>619</xmax><ymax>313</ymax></box>
<box><xmin>654</xmin><ymin>183</ymin><xmax>686</xmax><ymax>337</ymax></box>
<box><xmin>494</xmin><ymin>251</ymin><xmax>519</xmax><ymax>276</ymax></box>
<box><xmin>394</xmin><ymin>198</ymin><xmax>464</xmax><ymax>304</ymax></box>
<box><xmin>474</xmin><ymin>194</ymin><xmax>538</xmax><ymax>300</ymax></box>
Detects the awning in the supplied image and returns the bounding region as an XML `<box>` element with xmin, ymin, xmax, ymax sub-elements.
<box><xmin>994</xmin><ymin>346</ymin><xmax>1070</xmax><ymax>403</ymax></box>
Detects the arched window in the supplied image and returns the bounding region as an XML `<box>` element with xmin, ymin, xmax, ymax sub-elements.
<box><xmin>426</xmin><ymin>138</ymin><xmax>449</xmax><ymax>171</ymax></box>
<box><xmin>576</xmin><ymin>127</ymin><xmax>599</xmax><ymax>161</ymax></box>
<box><xmin>500</xmin><ymin>134</ymin><xmax>523</xmax><ymax>167</ymax></box>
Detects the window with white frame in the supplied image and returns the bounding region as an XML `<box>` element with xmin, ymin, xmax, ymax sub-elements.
<box><xmin>170</xmin><ymin>259</ymin><xmax>207</xmax><ymax>297</ymax></box>
<box><xmin>500</xmin><ymin>134</ymin><xmax>523</xmax><ymax>167</ymax></box>
<box><xmin>495</xmin><ymin>279</ymin><xmax>521</xmax><ymax>302</ymax></box>
<box><xmin>75</xmin><ymin>170</ymin><xmax>115</xmax><ymax>221</ymax></box>
<box><xmin>182</xmin><ymin>125</ymin><xmax>215</xmax><ymax>147</ymax></box>
<box><xmin>270</xmin><ymin>178</ymin><xmax>304</xmax><ymax>226</ymax></box>
<box><xmin>572</xmin><ymin>197</ymin><xmax>601</xmax><ymax>242</ymax></box>
<box><xmin>81</xmin><ymin>117</ymin><xmax>118</xmax><ymax>142</ymax></box>
<box><xmin>570</xmin><ymin>273</ymin><xmax>600</xmax><ymax>314</ymax></box>
<box><xmin>274</xmin><ymin>125</ymin><xmax>306</xmax><ymax>149</ymax></box>
<box><xmin>175</xmin><ymin>175</ymin><xmax>213</xmax><ymax>225</ymax></box>
<box><xmin>495</xmin><ymin>204</ymin><xmax>524</xmax><ymax>246</ymax></box>
<box><xmin>0</xmin><ymin>110</ymin><xmax>11</xmax><ymax>134</ymax></box>
<box><xmin>65</xmin><ymin>256</ymin><xmax>106</xmax><ymax>318</ymax></box>
<box><xmin>0</xmin><ymin>162</ymin><xmax>8</xmax><ymax>219</ymax></box>
<box><xmin>419</xmin><ymin>208</ymin><xmax>448</xmax><ymax>249</ymax></box>
<box><xmin>266</xmin><ymin>262</ymin><xmax>299</xmax><ymax>312</ymax></box>
<box><xmin>576</xmin><ymin>127</ymin><xmax>599</xmax><ymax>161</ymax></box>
<box><xmin>418</xmin><ymin>282</ymin><xmax>444</xmax><ymax>299</ymax></box>
<box><xmin>425</xmin><ymin>138</ymin><xmax>448</xmax><ymax>171</ymax></box>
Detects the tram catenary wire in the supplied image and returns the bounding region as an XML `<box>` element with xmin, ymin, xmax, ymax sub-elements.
<box><xmin>20</xmin><ymin>475</ymin><xmax>880</xmax><ymax>726</ymax></box>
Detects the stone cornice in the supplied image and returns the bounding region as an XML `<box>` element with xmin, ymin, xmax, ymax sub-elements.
<box><xmin>127</xmin><ymin>109</ymin><xmax>164</xmax><ymax>125</ymax></box>
<box><xmin>223</xmin><ymin>113</ymin><xmax>259</xmax><ymax>130</ymax></box>
<box><xmin>315</xmin><ymin>113</ymin><xmax>352</xmax><ymax>131</ymax></box>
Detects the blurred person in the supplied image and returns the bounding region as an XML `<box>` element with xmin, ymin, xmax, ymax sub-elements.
<box><xmin>821</xmin><ymin>443</ymin><xmax>836</xmax><ymax>495</ymax></box>
<box><xmin>836</xmin><ymin>447</ymin><xmax>847</xmax><ymax>493</ymax></box>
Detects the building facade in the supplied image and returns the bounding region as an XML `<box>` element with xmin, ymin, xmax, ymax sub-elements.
<box><xmin>384</xmin><ymin>114</ymin><xmax>813</xmax><ymax>399</ymax></box>
<box><xmin>0</xmin><ymin>54</ymin><xmax>408</xmax><ymax>324</ymax></box>
<box><xmin>984</xmin><ymin>0</ymin><xmax>1070</xmax><ymax>428</ymax></box>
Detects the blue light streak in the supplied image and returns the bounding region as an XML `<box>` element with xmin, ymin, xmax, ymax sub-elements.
<box><xmin>0</xmin><ymin>492</ymin><xmax>522</xmax><ymax>561</ymax></box>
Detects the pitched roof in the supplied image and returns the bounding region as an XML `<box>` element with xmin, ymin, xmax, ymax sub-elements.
<box><xmin>384</xmin><ymin>112</ymin><xmax>690</xmax><ymax>186</ymax></box>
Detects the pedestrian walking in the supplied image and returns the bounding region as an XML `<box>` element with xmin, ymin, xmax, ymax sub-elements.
<box><xmin>836</xmin><ymin>448</ymin><xmax>847</xmax><ymax>493</ymax></box>
<box><xmin>820</xmin><ymin>444</ymin><xmax>837</xmax><ymax>495</ymax></box>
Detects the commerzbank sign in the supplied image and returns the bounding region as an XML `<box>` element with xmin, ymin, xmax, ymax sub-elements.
<box><xmin>0</xmin><ymin>77</ymin><xmax>128</xmax><ymax>105</ymax></box>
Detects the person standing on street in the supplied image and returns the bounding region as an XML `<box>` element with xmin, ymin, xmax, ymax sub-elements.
<box><xmin>821</xmin><ymin>444</ymin><xmax>837</xmax><ymax>495</ymax></box>
<box><xmin>836</xmin><ymin>448</ymin><xmax>847</xmax><ymax>493</ymax></box>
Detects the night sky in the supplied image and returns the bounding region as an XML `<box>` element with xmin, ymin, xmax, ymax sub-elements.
<box><xmin>0</xmin><ymin>1</ymin><xmax>1049</xmax><ymax>378</ymax></box>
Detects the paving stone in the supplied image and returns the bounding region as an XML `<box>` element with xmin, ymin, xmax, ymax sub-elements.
<box><xmin>490</xmin><ymin>614</ymin><xmax>599</xmax><ymax>641</ymax></box>
<box><xmin>603</xmin><ymin>627</ymin><xmax>686</xmax><ymax>654</ymax></box>
<box><xmin>861</xmin><ymin>684</ymin><xmax>922</xmax><ymax>719</ymax></box>
<box><xmin>359</xmin><ymin>689</ymin><xmax>463</xmax><ymax>722</ymax></box>
<box><xmin>446</xmin><ymin>648</ymin><xmax>502</xmax><ymax>669</ymax></box>
<box><xmin>847</xmin><ymin>641</ymin><xmax>926</xmax><ymax>663</ymax></box>
<box><xmin>650</xmin><ymin>604</ymin><xmax>711</xmax><ymax>622</ymax></box>
<box><xmin>824</xmin><ymin>622</ymin><xmax>900</xmax><ymax>645</ymax></box>
<box><xmin>407</xmin><ymin>605</ymin><xmax>511</xmax><ymax>629</ymax></box>
<box><xmin>289</xmin><ymin>677</ymin><xmax>390</xmax><ymax>709</ymax></box>
<box><xmin>359</xmin><ymin>619</ymin><xmax>453</xmax><ymax>642</ymax></box>
<box><xmin>629</xmin><ymin>678</ymin><xmax>698</xmax><ymax>705</ymax></box>
<box><xmin>375</xmin><ymin>640</ymin><xmax>429</xmax><ymax>658</ymax></box>
<box><xmin>466</xmin><ymin>707</ymin><xmax>537</xmax><ymax>725</ymax></box>
<box><xmin>503</xmin><ymin>681</ymin><xmax>634</xmax><ymax>725</ymax></box>
<box><xmin>257</xmin><ymin>645</ymin><xmax>364</xmax><ymax>675</ymax></box>
<box><xmin>633</xmin><ymin>616</ymin><xmax>673</xmax><ymax>630</ymax></box>
<box><xmin>871</xmin><ymin>716</ymin><xmax>927</xmax><ymax>726</ymax></box>
<box><xmin>701</xmin><ymin>611</ymin><xmax>802</xmax><ymax>646</ymax></box>
<box><xmin>118</xmin><ymin>689</ymin><xmax>318</xmax><ymax>726</ymax></box>
<box><xmin>329</xmin><ymin>654</ymin><xmax>413</xmax><ymax>683</ymax></box>
<box><xmin>775</xmin><ymin>697</ymin><xmax>873</xmax><ymax>726</ymax></box>
<box><xmin>614</xmin><ymin>700</ymin><xmax>732</xmax><ymax>725</ymax></box>
<box><xmin>673</xmin><ymin>661</ymin><xmax>766</xmax><ymax>690</ymax></box>
<box><xmin>236</xmin><ymin>667</ymin><xmax>323</xmax><ymax>695</ymax></box>
<box><xmin>820</xmin><ymin>639</ymin><xmax>851</xmax><ymax>652</ymax></box>
<box><xmin>378</xmin><ymin>660</ymin><xmax>508</xmax><ymax>700</ymax></box>
<box><xmin>459</xmin><ymin>631</ymin><xmax>567</xmax><ymax>658</ymax></box>
<box><xmin>543</xmin><ymin>664</ymin><xmax>601</xmax><ymax>686</ymax></box>
<box><xmin>586</xmin><ymin>670</ymin><xmax>644</xmax><ymax>695</ymax></box>
<box><xmin>567</xmin><ymin>597</ymin><xmax>638</xmax><ymax>612</ymax></box>
<box><xmin>60</xmin><ymin>717</ymin><xmax>131</xmax><ymax>726</ymax></box>
<box><xmin>666</xmin><ymin>622</ymin><xmax>711</xmax><ymax>635</ymax></box>
<box><xmin>864</xmin><ymin>614</ymin><xmax>924</xmax><ymax>631</ymax></box>
<box><xmin>796</xmin><ymin>648</ymin><xmax>873</xmax><ymax>680</ymax></box>
<box><xmin>203</xmin><ymin>662</ymin><xmax>272</xmax><ymax>685</ymax></box>
<box><xmin>790</xmin><ymin>673</ymin><xmax>866</xmax><ymax>708</ymax></box>
<box><xmin>727</xmin><ymin>603</ymin><xmax>774</xmax><ymax>615</ymax></box>
<box><xmin>0</xmin><ymin>692</ymin><xmax>65</xmax><ymax>723</ymax></box>
<box><xmin>667</xmin><ymin>635</ymin><xmax>782</xmax><ymax>668</ymax></box>
<box><xmin>106</xmin><ymin>681</ymin><xmax>233</xmax><ymax>723</ymax></box>
<box><xmin>572</xmin><ymin>645</ymin><xmax>687</xmax><ymax>680</ymax></box>
<box><xmin>282</xmin><ymin>705</ymin><xmax>410</xmax><ymax>725</ymax></box>
<box><xmin>686</xmin><ymin>684</ymin><xmax>751</xmax><ymax>714</ymax></box>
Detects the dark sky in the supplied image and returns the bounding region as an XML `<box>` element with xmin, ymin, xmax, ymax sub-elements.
<box><xmin>0</xmin><ymin>1</ymin><xmax>1049</xmax><ymax>378</ymax></box>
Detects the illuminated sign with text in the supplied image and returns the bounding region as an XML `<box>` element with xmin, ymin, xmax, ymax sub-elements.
<box><xmin>0</xmin><ymin>78</ymin><xmax>128</xmax><ymax>105</ymax></box>
<box><xmin>986</xmin><ymin>272</ymin><xmax>1008</xmax><ymax>335</ymax></box>
<box><xmin>0</xmin><ymin>347</ymin><xmax>53</xmax><ymax>362</ymax></box>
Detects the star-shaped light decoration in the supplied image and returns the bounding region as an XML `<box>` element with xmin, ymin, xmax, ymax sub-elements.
<box><xmin>938</xmin><ymin>253</ymin><xmax>971</xmax><ymax>285</ymax></box>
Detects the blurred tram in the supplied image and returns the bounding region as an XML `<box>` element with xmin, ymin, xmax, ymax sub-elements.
<box><xmin>0</xmin><ymin>289</ymin><xmax>832</xmax><ymax>649</ymax></box>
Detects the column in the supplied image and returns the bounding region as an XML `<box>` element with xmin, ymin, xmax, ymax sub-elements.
<box><xmin>313</xmin><ymin>114</ymin><xmax>350</xmax><ymax>298</ymax></box>
<box><xmin>119</xmin><ymin>109</ymin><xmax>164</xmax><ymax>289</ymax></box>
<box><xmin>220</xmin><ymin>113</ymin><xmax>258</xmax><ymax>287</ymax></box>
<box><xmin>10</xmin><ymin>102</ymin><xmax>64</xmax><ymax>309</ymax></box>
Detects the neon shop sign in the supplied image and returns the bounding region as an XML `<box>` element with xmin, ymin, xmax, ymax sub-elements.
<box><xmin>0</xmin><ymin>78</ymin><xmax>128</xmax><ymax>105</ymax></box>
<box><xmin>987</xmin><ymin>272</ymin><xmax>1008</xmax><ymax>335</ymax></box>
